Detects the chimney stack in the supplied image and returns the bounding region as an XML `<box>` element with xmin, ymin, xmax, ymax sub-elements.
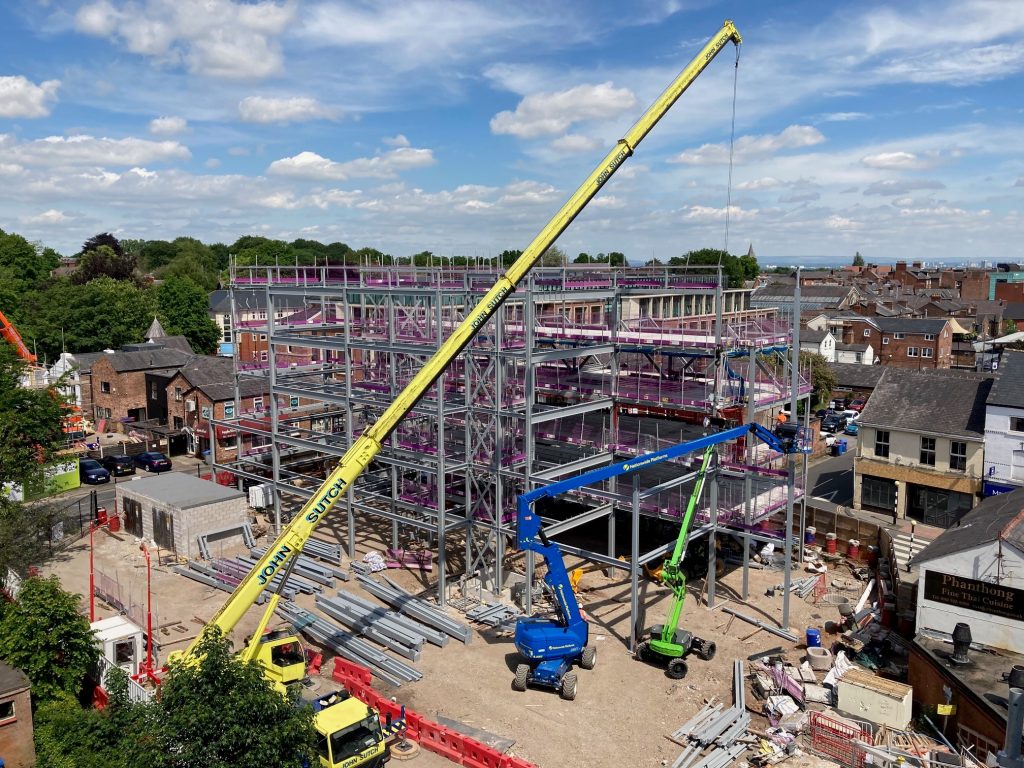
<box><xmin>950</xmin><ymin>622</ymin><xmax>972</xmax><ymax>665</ymax></box>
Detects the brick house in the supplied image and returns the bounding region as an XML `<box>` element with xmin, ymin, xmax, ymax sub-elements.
<box><xmin>0</xmin><ymin>660</ymin><xmax>35</xmax><ymax>768</ymax></box>
<box><xmin>164</xmin><ymin>356</ymin><xmax>270</xmax><ymax>462</ymax></box>
<box><xmin>87</xmin><ymin>337</ymin><xmax>194</xmax><ymax>429</ymax></box>
<box><xmin>891</xmin><ymin>261</ymin><xmax>940</xmax><ymax>291</ymax></box>
<box><xmin>839</xmin><ymin>317</ymin><xmax>958</xmax><ymax>369</ymax></box>
<box><xmin>854</xmin><ymin>368</ymin><xmax>992</xmax><ymax>526</ymax></box>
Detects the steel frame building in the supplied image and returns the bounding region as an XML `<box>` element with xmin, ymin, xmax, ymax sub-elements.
<box><xmin>212</xmin><ymin>263</ymin><xmax>813</xmax><ymax>645</ymax></box>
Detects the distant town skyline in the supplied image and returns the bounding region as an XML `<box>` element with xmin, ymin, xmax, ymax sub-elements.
<box><xmin>1</xmin><ymin>1</ymin><xmax>1023</xmax><ymax>262</ymax></box>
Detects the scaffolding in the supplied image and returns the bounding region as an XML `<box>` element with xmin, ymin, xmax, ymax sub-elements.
<box><xmin>212</xmin><ymin>263</ymin><xmax>813</xmax><ymax>644</ymax></box>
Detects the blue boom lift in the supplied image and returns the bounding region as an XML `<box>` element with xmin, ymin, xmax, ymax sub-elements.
<box><xmin>512</xmin><ymin>421</ymin><xmax>806</xmax><ymax>699</ymax></box>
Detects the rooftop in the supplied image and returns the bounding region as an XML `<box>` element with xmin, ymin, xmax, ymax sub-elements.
<box><xmin>0</xmin><ymin>659</ymin><xmax>30</xmax><ymax>696</ymax></box>
<box><xmin>987</xmin><ymin>351</ymin><xmax>1024</xmax><ymax>409</ymax></box>
<box><xmin>858</xmin><ymin>368</ymin><xmax>993</xmax><ymax>439</ymax></box>
<box><xmin>827</xmin><ymin>361</ymin><xmax>886</xmax><ymax>389</ymax></box>
<box><xmin>172</xmin><ymin>356</ymin><xmax>268</xmax><ymax>401</ymax></box>
<box><xmin>118</xmin><ymin>473</ymin><xmax>244</xmax><ymax>509</ymax></box>
<box><xmin>910</xmin><ymin>487</ymin><xmax>1024</xmax><ymax>565</ymax></box>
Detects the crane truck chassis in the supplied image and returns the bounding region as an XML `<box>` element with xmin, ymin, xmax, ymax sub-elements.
<box><xmin>168</xmin><ymin>19</ymin><xmax>744</xmax><ymax>763</ymax></box>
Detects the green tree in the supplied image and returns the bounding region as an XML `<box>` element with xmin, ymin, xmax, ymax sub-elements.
<box><xmin>574</xmin><ymin>252</ymin><xmax>591</xmax><ymax>263</ymax></box>
<box><xmin>669</xmin><ymin>248</ymin><xmax>758</xmax><ymax>288</ymax></box>
<box><xmin>852</xmin><ymin>252</ymin><xmax>865</xmax><ymax>267</ymax></box>
<box><xmin>73</xmin><ymin>245</ymin><xmax>138</xmax><ymax>284</ymax></box>
<box><xmin>0</xmin><ymin>345</ymin><xmax>66</xmax><ymax>482</ymax></box>
<box><xmin>156</xmin><ymin>277</ymin><xmax>220</xmax><ymax>354</ymax></box>
<box><xmin>231</xmin><ymin>236</ymin><xmax>293</xmax><ymax>266</ymax></box>
<box><xmin>0</xmin><ymin>496</ymin><xmax>52</xmax><ymax>580</ymax></box>
<box><xmin>149</xmin><ymin>628</ymin><xmax>316</xmax><ymax>767</ymax></box>
<box><xmin>0</xmin><ymin>229</ymin><xmax>60</xmax><ymax>311</ymax></box>
<box><xmin>498</xmin><ymin>249</ymin><xmax>522</xmax><ymax>267</ymax></box>
<box><xmin>0</xmin><ymin>576</ymin><xmax>99</xmax><ymax>703</ymax></box>
<box><xmin>608</xmin><ymin>251</ymin><xmax>626</xmax><ymax>267</ymax></box>
<box><xmin>799</xmin><ymin>351</ymin><xmax>837</xmax><ymax>408</ymax></box>
<box><xmin>540</xmin><ymin>245</ymin><xmax>567</xmax><ymax>267</ymax></box>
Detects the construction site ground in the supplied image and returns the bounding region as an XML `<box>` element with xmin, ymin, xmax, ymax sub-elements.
<box><xmin>44</xmin><ymin>518</ymin><xmax>845</xmax><ymax>768</ymax></box>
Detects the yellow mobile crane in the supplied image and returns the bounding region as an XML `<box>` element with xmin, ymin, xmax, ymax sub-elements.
<box><xmin>173</xmin><ymin>20</ymin><xmax>741</xmax><ymax>768</ymax></box>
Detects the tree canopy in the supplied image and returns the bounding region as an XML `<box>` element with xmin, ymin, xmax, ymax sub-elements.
<box><xmin>0</xmin><ymin>576</ymin><xmax>99</xmax><ymax>703</ymax></box>
<box><xmin>800</xmin><ymin>351</ymin><xmax>837</xmax><ymax>407</ymax></box>
<box><xmin>668</xmin><ymin>248</ymin><xmax>759</xmax><ymax>288</ymax></box>
<box><xmin>0</xmin><ymin>344</ymin><xmax>67</xmax><ymax>480</ymax></box>
<box><xmin>156</xmin><ymin>277</ymin><xmax>221</xmax><ymax>354</ymax></box>
<box><xmin>852</xmin><ymin>252</ymin><xmax>865</xmax><ymax>267</ymax></box>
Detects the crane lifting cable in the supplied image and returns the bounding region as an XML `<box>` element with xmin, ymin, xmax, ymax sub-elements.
<box><xmin>723</xmin><ymin>43</ymin><xmax>741</xmax><ymax>256</ymax></box>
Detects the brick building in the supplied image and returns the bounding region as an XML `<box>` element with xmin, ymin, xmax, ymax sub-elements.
<box><xmin>164</xmin><ymin>356</ymin><xmax>270</xmax><ymax>462</ymax></box>
<box><xmin>0</xmin><ymin>660</ymin><xmax>35</xmax><ymax>768</ymax></box>
<box><xmin>87</xmin><ymin>337</ymin><xmax>194</xmax><ymax>429</ymax></box>
<box><xmin>839</xmin><ymin>317</ymin><xmax>958</xmax><ymax>369</ymax></box>
<box><xmin>854</xmin><ymin>368</ymin><xmax>992</xmax><ymax>526</ymax></box>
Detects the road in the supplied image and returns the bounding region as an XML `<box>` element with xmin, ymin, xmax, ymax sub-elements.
<box><xmin>804</xmin><ymin>431</ymin><xmax>856</xmax><ymax>510</ymax></box>
<box><xmin>49</xmin><ymin>457</ymin><xmax>210</xmax><ymax>517</ymax></box>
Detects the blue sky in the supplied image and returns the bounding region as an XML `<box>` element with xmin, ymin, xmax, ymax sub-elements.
<box><xmin>1</xmin><ymin>0</ymin><xmax>1023</xmax><ymax>265</ymax></box>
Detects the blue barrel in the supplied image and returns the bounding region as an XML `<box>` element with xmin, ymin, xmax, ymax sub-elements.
<box><xmin>806</xmin><ymin>628</ymin><xmax>822</xmax><ymax>648</ymax></box>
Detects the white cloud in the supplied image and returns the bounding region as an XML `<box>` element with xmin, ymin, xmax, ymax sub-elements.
<box><xmin>267</xmin><ymin>146</ymin><xmax>435</xmax><ymax>180</ymax></box>
<box><xmin>779</xmin><ymin>191</ymin><xmax>821</xmax><ymax>203</ymax></box>
<box><xmin>877</xmin><ymin>44</ymin><xmax>1024</xmax><ymax>85</ymax></box>
<box><xmin>73</xmin><ymin>0</ymin><xmax>296</xmax><ymax>80</ymax></box>
<box><xmin>864</xmin><ymin>179</ymin><xmax>946</xmax><ymax>196</ymax></box>
<box><xmin>490</xmin><ymin>82</ymin><xmax>636</xmax><ymax>138</ymax></box>
<box><xmin>2</xmin><ymin>134</ymin><xmax>190</xmax><ymax>167</ymax></box>
<box><xmin>498</xmin><ymin>180</ymin><xmax>559</xmax><ymax>205</ymax></box>
<box><xmin>0</xmin><ymin>75</ymin><xmax>60</xmax><ymax>118</ymax></box>
<box><xmin>22</xmin><ymin>209</ymin><xmax>68</xmax><ymax>224</ymax></box>
<box><xmin>382</xmin><ymin>134</ymin><xmax>410</xmax><ymax>148</ymax></box>
<box><xmin>819</xmin><ymin>112</ymin><xmax>869</xmax><ymax>122</ymax></box>
<box><xmin>238</xmin><ymin>96</ymin><xmax>337</xmax><ymax>124</ymax></box>
<box><xmin>205</xmin><ymin>158</ymin><xmax>221</xmax><ymax>169</ymax></box>
<box><xmin>825</xmin><ymin>215</ymin><xmax>862</xmax><ymax>230</ymax></box>
<box><xmin>550</xmin><ymin>134</ymin><xmax>602</xmax><ymax>153</ymax></box>
<box><xmin>670</xmin><ymin>125</ymin><xmax>825</xmax><ymax>166</ymax></box>
<box><xmin>1016</xmin><ymin>177</ymin><xmax>1024</xmax><ymax>187</ymax></box>
<box><xmin>149</xmin><ymin>115</ymin><xmax>188</xmax><ymax>134</ymax></box>
<box><xmin>737</xmin><ymin>177</ymin><xmax>783</xmax><ymax>191</ymax></box>
<box><xmin>861</xmin><ymin>151</ymin><xmax>930</xmax><ymax>170</ymax></box>
<box><xmin>228</xmin><ymin>146</ymin><xmax>250</xmax><ymax>156</ymax></box>
<box><xmin>684</xmin><ymin>205</ymin><xmax>754</xmax><ymax>222</ymax></box>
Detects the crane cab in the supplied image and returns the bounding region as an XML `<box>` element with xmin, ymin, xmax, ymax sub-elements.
<box><xmin>312</xmin><ymin>691</ymin><xmax>390</xmax><ymax>768</ymax></box>
<box><xmin>254</xmin><ymin>630</ymin><xmax>308</xmax><ymax>695</ymax></box>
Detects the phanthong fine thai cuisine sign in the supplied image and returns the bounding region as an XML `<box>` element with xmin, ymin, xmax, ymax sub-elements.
<box><xmin>923</xmin><ymin>570</ymin><xmax>1024</xmax><ymax>622</ymax></box>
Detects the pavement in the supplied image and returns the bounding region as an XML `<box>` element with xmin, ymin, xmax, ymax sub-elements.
<box><xmin>805</xmin><ymin>430</ymin><xmax>857</xmax><ymax>510</ymax></box>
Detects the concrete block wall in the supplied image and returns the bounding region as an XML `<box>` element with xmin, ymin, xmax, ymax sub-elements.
<box><xmin>174</xmin><ymin>498</ymin><xmax>249</xmax><ymax>560</ymax></box>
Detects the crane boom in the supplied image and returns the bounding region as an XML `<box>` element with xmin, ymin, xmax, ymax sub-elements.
<box><xmin>184</xmin><ymin>20</ymin><xmax>743</xmax><ymax>659</ymax></box>
<box><xmin>0</xmin><ymin>309</ymin><xmax>36</xmax><ymax>363</ymax></box>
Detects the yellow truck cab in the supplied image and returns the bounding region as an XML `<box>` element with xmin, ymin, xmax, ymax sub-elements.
<box><xmin>313</xmin><ymin>691</ymin><xmax>390</xmax><ymax>768</ymax></box>
<box><xmin>256</xmin><ymin>631</ymin><xmax>308</xmax><ymax>695</ymax></box>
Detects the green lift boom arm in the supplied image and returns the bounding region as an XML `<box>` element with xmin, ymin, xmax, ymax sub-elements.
<box><xmin>180</xmin><ymin>20</ymin><xmax>743</xmax><ymax>662</ymax></box>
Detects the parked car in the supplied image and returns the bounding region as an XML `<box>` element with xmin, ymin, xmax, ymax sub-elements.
<box><xmin>844</xmin><ymin>421</ymin><xmax>859</xmax><ymax>436</ymax></box>
<box><xmin>814</xmin><ymin>408</ymin><xmax>831</xmax><ymax>419</ymax></box>
<box><xmin>79</xmin><ymin>459</ymin><xmax>110</xmax><ymax>484</ymax></box>
<box><xmin>100</xmin><ymin>454</ymin><xmax>136</xmax><ymax>476</ymax></box>
<box><xmin>841</xmin><ymin>410</ymin><xmax>860</xmax><ymax>423</ymax></box>
<box><xmin>821</xmin><ymin>414</ymin><xmax>845</xmax><ymax>433</ymax></box>
<box><xmin>134</xmin><ymin>451</ymin><xmax>172</xmax><ymax>473</ymax></box>
<box><xmin>848</xmin><ymin>398</ymin><xmax>867</xmax><ymax>412</ymax></box>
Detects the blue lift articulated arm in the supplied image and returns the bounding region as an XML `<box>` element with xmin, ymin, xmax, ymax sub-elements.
<box><xmin>516</xmin><ymin>421</ymin><xmax>803</xmax><ymax>627</ymax></box>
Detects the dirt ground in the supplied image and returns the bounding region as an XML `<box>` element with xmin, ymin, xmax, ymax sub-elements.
<box><xmin>44</xmin><ymin>522</ymin><xmax>848</xmax><ymax>768</ymax></box>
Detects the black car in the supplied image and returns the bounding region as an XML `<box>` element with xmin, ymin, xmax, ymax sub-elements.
<box><xmin>101</xmin><ymin>454</ymin><xmax>136</xmax><ymax>476</ymax></box>
<box><xmin>134</xmin><ymin>451</ymin><xmax>172</xmax><ymax>473</ymax></box>
<box><xmin>820</xmin><ymin>414</ymin><xmax>846</xmax><ymax>433</ymax></box>
<box><xmin>79</xmin><ymin>459</ymin><xmax>110</xmax><ymax>484</ymax></box>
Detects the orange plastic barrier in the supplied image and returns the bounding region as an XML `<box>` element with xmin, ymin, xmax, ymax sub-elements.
<box><xmin>331</xmin><ymin>657</ymin><xmax>538</xmax><ymax>768</ymax></box>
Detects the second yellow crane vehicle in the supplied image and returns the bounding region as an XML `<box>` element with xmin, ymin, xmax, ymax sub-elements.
<box><xmin>172</xmin><ymin>20</ymin><xmax>742</xmax><ymax>768</ymax></box>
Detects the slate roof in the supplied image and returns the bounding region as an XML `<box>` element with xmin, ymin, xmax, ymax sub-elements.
<box><xmin>172</xmin><ymin>355</ymin><xmax>268</xmax><ymax>401</ymax></box>
<box><xmin>828</xmin><ymin>362</ymin><xmax>886</xmax><ymax>390</ymax></box>
<box><xmin>208</xmin><ymin>289</ymin><xmax>306</xmax><ymax>314</ymax></box>
<box><xmin>69</xmin><ymin>351</ymin><xmax>106</xmax><ymax>372</ymax></box>
<box><xmin>835</xmin><ymin>343</ymin><xmax>869</xmax><ymax>352</ymax></box>
<box><xmin>1005</xmin><ymin>303</ymin><xmax>1024</xmax><ymax>321</ymax></box>
<box><xmin>146</xmin><ymin>316</ymin><xmax>166</xmax><ymax>338</ymax></box>
<box><xmin>869</xmin><ymin>317</ymin><xmax>950</xmax><ymax>334</ymax></box>
<box><xmin>800</xmin><ymin>329</ymin><xmax>830</xmax><ymax>344</ymax></box>
<box><xmin>0</xmin><ymin>659</ymin><xmax>30</xmax><ymax>696</ymax></box>
<box><xmin>910</xmin><ymin>487</ymin><xmax>1024</xmax><ymax>565</ymax></box>
<box><xmin>857</xmin><ymin>368</ymin><xmax>993</xmax><ymax>439</ymax></box>
<box><xmin>987</xmin><ymin>350</ymin><xmax>1024</xmax><ymax>409</ymax></box>
<box><xmin>105</xmin><ymin>347</ymin><xmax>195</xmax><ymax>373</ymax></box>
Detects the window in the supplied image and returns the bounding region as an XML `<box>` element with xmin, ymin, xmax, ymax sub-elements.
<box><xmin>854</xmin><ymin>353</ymin><xmax>863</xmax><ymax>363</ymax></box>
<box><xmin>1011</xmin><ymin>417</ymin><xmax>1024</xmax><ymax>433</ymax></box>
<box><xmin>0</xmin><ymin>699</ymin><xmax>15</xmax><ymax>723</ymax></box>
<box><xmin>924</xmin><ymin>333</ymin><xmax>935</xmax><ymax>341</ymax></box>
<box><xmin>863</xmin><ymin>329</ymin><xmax>871</xmax><ymax>337</ymax></box>
<box><xmin>96</xmin><ymin>406</ymin><xmax>112</xmax><ymax>419</ymax></box>
<box><xmin>173</xmin><ymin>416</ymin><xmax>183</xmax><ymax>429</ymax></box>
<box><xmin>253</xmin><ymin>397</ymin><xmax>264</xmax><ymax>412</ymax></box>
<box><xmin>950</xmin><ymin>441</ymin><xmax>967</xmax><ymax>472</ymax></box>
<box><xmin>861</xmin><ymin>476</ymin><xmax>897</xmax><ymax>511</ymax></box>
<box><xmin>260</xmin><ymin>351</ymin><xmax>268</xmax><ymax>362</ymax></box>
<box><xmin>921</xmin><ymin>348</ymin><xmax>934</xmax><ymax>358</ymax></box>
<box><xmin>224</xmin><ymin>404</ymin><xmax>234</xmax><ymax>418</ymax></box>
<box><xmin>907</xmin><ymin>347</ymin><xmax>918</xmax><ymax>357</ymax></box>
<box><xmin>174</xmin><ymin>386</ymin><xmax>182</xmax><ymax>402</ymax></box>
<box><xmin>920</xmin><ymin>436</ymin><xmax>936</xmax><ymax>466</ymax></box>
<box><xmin>101</xmin><ymin>381</ymin><xmax>111</xmax><ymax>393</ymax></box>
<box><xmin>290</xmin><ymin>396</ymin><xmax>299</xmax><ymax>407</ymax></box>
<box><xmin>882</xmin><ymin>337</ymin><xmax>890</xmax><ymax>345</ymax></box>
<box><xmin>874</xmin><ymin>430</ymin><xmax>890</xmax><ymax>458</ymax></box>
<box><xmin>894</xmin><ymin>332</ymin><xmax>905</xmax><ymax>339</ymax></box>
<box><xmin>201</xmin><ymin>406</ymin><xmax>212</xmax><ymax>419</ymax></box>
<box><xmin>260</xmin><ymin>334</ymin><xmax>267</xmax><ymax>341</ymax></box>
